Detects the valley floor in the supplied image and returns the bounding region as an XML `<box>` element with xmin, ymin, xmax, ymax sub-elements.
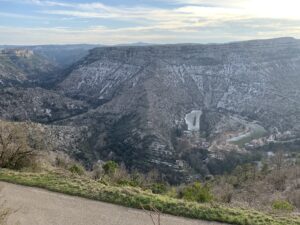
<box><xmin>0</xmin><ymin>182</ymin><xmax>226</xmax><ymax>225</ymax></box>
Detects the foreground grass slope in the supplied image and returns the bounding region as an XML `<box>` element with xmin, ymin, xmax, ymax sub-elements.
<box><xmin>0</xmin><ymin>169</ymin><xmax>299</xmax><ymax>225</ymax></box>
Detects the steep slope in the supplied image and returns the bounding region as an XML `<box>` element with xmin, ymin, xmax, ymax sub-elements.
<box><xmin>0</xmin><ymin>48</ymin><xmax>90</xmax><ymax>123</ymax></box>
<box><xmin>1</xmin><ymin>38</ymin><xmax>299</xmax><ymax>182</ymax></box>
<box><xmin>59</xmin><ymin>38</ymin><xmax>300</xmax><ymax>131</ymax></box>
<box><xmin>0</xmin><ymin>50</ymin><xmax>27</xmax><ymax>86</ymax></box>
<box><xmin>0</xmin><ymin>45</ymin><xmax>99</xmax><ymax>87</ymax></box>
<box><xmin>28</xmin><ymin>44</ymin><xmax>100</xmax><ymax>67</ymax></box>
<box><xmin>0</xmin><ymin>48</ymin><xmax>59</xmax><ymax>86</ymax></box>
<box><xmin>0</xmin><ymin>45</ymin><xmax>99</xmax><ymax>68</ymax></box>
<box><xmin>56</xmin><ymin>37</ymin><xmax>300</xmax><ymax>181</ymax></box>
<box><xmin>0</xmin><ymin>87</ymin><xmax>89</xmax><ymax>123</ymax></box>
<box><xmin>0</xmin><ymin>120</ymin><xmax>90</xmax><ymax>160</ymax></box>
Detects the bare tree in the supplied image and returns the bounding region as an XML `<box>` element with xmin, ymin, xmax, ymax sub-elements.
<box><xmin>271</xmin><ymin>151</ymin><xmax>286</xmax><ymax>191</ymax></box>
<box><xmin>0</xmin><ymin>121</ymin><xmax>38</xmax><ymax>170</ymax></box>
<box><xmin>273</xmin><ymin>151</ymin><xmax>284</xmax><ymax>172</ymax></box>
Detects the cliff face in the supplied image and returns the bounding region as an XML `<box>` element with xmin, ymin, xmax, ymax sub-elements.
<box><xmin>0</xmin><ymin>48</ymin><xmax>59</xmax><ymax>87</ymax></box>
<box><xmin>0</xmin><ymin>45</ymin><xmax>98</xmax><ymax>87</ymax></box>
<box><xmin>59</xmin><ymin>38</ymin><xmax>300</xmax><ymax>131</ymax></box>
<box><xmin>1</xmin><ymin>38</ymin><xmax>300</xmax><ymax>182</ymax></box>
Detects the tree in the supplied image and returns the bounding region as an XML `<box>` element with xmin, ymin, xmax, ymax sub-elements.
<box><xmin>271</xmin><ymin>151</ymin><xmax>286</xmax><ymax>191</ymax></box>
<box><xmin>273</xmin><ymin>151</ymin><xmax>284</xmax><ymax>172</ymax></box>
<box><xmin>0</xmin><ymin>121</ymin><xmax>38</xmax><ymax>170</ymax></box>
<box><xmin>261</xmin><ymin>162</ymin><xmax>269</xmax><ymax>176</ymax></box>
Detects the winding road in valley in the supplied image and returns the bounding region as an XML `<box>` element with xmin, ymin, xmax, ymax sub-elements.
<box><xmin>0</xmin><ymin>182</ymin><xmax>227</xmax><ymax>225</ymax></box>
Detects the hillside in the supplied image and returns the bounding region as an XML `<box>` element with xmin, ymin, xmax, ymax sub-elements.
<box><xmin>0</xmin><ymin>48</ymin><xmax>58</xmax><ymax>86</ymax></box>
<box><xmin>0</xmin><ymin>38</ymin><xmax>300</xmax><ymax>182</ymax></box>
<box><xmin>57</xmin><ymin>37</ymin><xmax>300</xmax><ymax>181</ymax></box>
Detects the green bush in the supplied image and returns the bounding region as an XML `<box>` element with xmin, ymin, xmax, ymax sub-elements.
<box><xmin>272</xmin><ymin>200</ymin><xmax>294</xmax><ymax>212</ymax></box>
<box><xmin>68</xmin><ymin>164</ymin><xmax>85</xmax><ymax>176</ymax></box>
<box><xmin>180</xmin><ymin>182</ymin><xmax>213</xmax><ymax>203</ymax></box>
<box><xmin>150</xmin><ymin>183</ymin><xmax>168</xmax><ymax>194</ymax></box>
<box><xmin>102</xmin><ymin>161</ymin><xmax>118</xmax><ymax>175</ymax></box>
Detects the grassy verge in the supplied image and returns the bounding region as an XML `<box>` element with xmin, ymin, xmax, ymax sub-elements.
<box><xmin>0</xmin><ymin>169</ymin><xmax>299</xmax><ymax>225</ymax></box>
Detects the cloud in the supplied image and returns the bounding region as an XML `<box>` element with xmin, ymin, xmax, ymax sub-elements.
<box><xmin>1</xmin><ymin>0</ymin><xmax>300</xmax><ymax>44</ymax></box>
<box><xmin>40</xmin><ymin>1</ymin><xmax>250</xmax><ymax>34</ymax></box>
<box><xmin>159</xmin><ymin>0</ymin><xmax>243</xmax><ymax>7</ymax></box>
<box><xmin>37</xmin><ymin>0</ymin><xmax>300</xmax><ymax>35</ymax></box>
<box><xmin>159</xmin><ymin>0</ymin><xmax>300</xmax><ymax>20</ymax></box>
<box><xmin>1</xmin><ymin>16</ymin><xmax>299</xmax><ymax>45</ymax></box>
<box><xmin>0</xmin><ymin>12</ymin><xmax>43</xmax><ymax>19</ymax></box>
<box><xmin>28</xmin><ymin>0</ymin><xmax>70</xmax><ymax>7</ymax></box>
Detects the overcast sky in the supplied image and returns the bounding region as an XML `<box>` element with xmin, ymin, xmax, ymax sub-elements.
<box><xmin>0</xmin><ymin>0</ymin><xmax>300</xmax><ymax>45</ymax></box>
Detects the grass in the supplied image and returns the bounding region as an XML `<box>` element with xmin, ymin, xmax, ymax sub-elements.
<box><xmin>0</xmin><ymin>169</ymin><xmax>299</xmax><ymax>225</ymax></box>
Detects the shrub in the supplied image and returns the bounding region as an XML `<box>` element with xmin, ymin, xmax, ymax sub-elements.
<box><xmin>150</xmin><ymin>183</ymin><xmax>168</xmax><ymax>194</ymax></box>
<box><xmin>272</xmin><ymin>200</ymin><xmax>294</xmax><ymax>212</ymax></box>
<box><xmin>271</xmin><ymin>173</ymin><xmax>286</xmax><ymax>191</ymax></box>
<box><xmin>180</xmin><ymin>182</ymin><xmax>213</xmax><ymax>203</ymax></box>
<box><xmin>116</xmin><ymin>178</ymin><xmax>137</xmax><ymax>187</ymax></box>
<box><xmin>102</xmin><ymin>161</ymin><xmax>119</xmax><ymax>175</ymax></box>
<box><xmin>214</xmin><ymin>183</ymin><xmax>234</xmax><ymax>203</ymax></box>
<box><xmin>91</xmin><ymin>163</ymin><xmax>103</xmax><ymax>180</ymax></box>
<box><xmin>130</xmin><ymin>170</ymin><xmax>146</xmax><ymax>187</ymax></box>
<box><xmin>68</xmin><ymin>164</ymin><xmax>85</xmax><ymax>176</ymax></box>
<box><xmin>166</xmin><ymin>187</ymin><xmax>178</xmax><ymax>198</ymax></box>
<box><xmin>55</xmin><ymin>155</ymin><xmax>70</xmax><ymax>169</ymax></box>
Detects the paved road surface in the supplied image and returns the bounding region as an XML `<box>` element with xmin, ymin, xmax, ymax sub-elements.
<box><xmin>0</xmin><ymin>182</ymin><xmax>227</xmax><ymax>225</ymax></box>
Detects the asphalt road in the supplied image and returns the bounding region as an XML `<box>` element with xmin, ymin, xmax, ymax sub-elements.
<box><xmin>0</xmin><ymin>182</ymin><xmax>227</xmax><ymax>225</ymax></box>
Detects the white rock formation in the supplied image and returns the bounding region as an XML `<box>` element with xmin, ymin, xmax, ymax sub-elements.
<box><xmin>185</xmin><ymin>110</ymin><xmax>202</xmax><ymax>131</ymax></box>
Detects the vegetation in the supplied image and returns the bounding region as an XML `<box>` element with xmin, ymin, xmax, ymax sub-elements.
<box><xmin>272</xmin><ymin>200</ymin><xmax>294</xmax><ymax>212</ymax></box>
<box><xmin>150</xmin><ymin>183</ymin><xmax>168</xmax><ymax>195</ymax></box>
<box><xmin>212</xmin><ymin>150</ymin><xmax>300</xmax><ymax>212</ymax></box>
<box><xmin>0</xmin><ymin>122</ymin><xmax>299</xmax><ymax>225</ymax></box>
<box><xmin>179</xmin><ymin>182</ymin><xmax>213</xmax><ymax>203</ymax></box>
<box><xmin>0</xmin><ymin>121</ymin><xmax>39</xmax><ymax>170</ymax></box>
<box><xmin>68</xmin><ymin>164</ymin><xmax>85</xmax><ymax>176</ymax></box>
<box><xmin>0</xmin><ymin>169</ymin><xmax>299</xmax><ymax>225</ymax></box>
<box><xmin>102</xmin><ymin>161</ymin><xmax>119</xmax><ymax>175</ymax></box>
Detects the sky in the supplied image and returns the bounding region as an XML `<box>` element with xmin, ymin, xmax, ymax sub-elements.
<box><xmin>0</xmin><ymin>0</ymin><xmax>300</xmax><ymax>45</ymax></box>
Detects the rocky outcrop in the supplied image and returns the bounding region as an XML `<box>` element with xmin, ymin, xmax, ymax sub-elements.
<box><xmin>0</xmin><ymin>48</ymin><xmax>58</xmax><ymax>86</ymax></box>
